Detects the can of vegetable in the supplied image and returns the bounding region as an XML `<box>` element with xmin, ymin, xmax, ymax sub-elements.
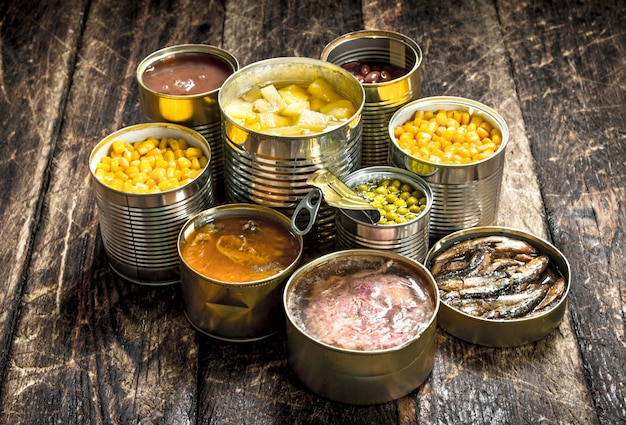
<box><xmin>137</xmin><ymin>44</ymin><xmax>239</xmax><ymax>198</ymax></box>
<box><xmin>389</xmin><ymin>96</ymin><xmax>509</xmax><ymax>239</ymax></box>
<box><xmin>321</xmin><ymin>30</ymin><xmax>422</xmax><ymax>167</ymax></box>
<box><xmin>218</xmin><ymin>57</ymin><xmax>365</xmax><ymax>254</ymax></box>
<box><xmin>335</xmin><ymin>166</ymin><xmax>432</xmax><ymax>262</ymax></box>
<box><xmin>89</xmin><ymin>123</ymin><xmax>214</xmax><ymax>285</ymax></box>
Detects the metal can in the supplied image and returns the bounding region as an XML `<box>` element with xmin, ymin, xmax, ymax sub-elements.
<box><xmin>389</xmin><ymin>96</ymin><xmax>509</xmax><ymax>239</ymax></box>
<box><xmin>218</xmin><ymin>57</ymin><xmax>365</xmax><ymax>253</ymax></box>
<box><xmin>283</xmin><ymin>250</ymin><xmax>439</xmax><ymax>404</ymax></box>
<box><xmin>89</xmin><ymin>123</ymin><xmax>214</xmax><ymax>285</ymax></box>
<box><xmin>335</xmin><ymin>166</ymin><xmax>432</xmax><ymax>262</ymax></box>
<box><xmin>424</xmin><ymin>226</ymin><xmax>570</xmax><ymax>347</ymax></box>
<box><xmin>136</xmin><ymin>44</ymin><xmax>239</xmax><ymax>197</ymax></box>
<box><xmin>321</xmin><ymin>30</ymin><xmax>422</xmax><ymax>167</ymax></box>
<box><xmin>178</xmin><ymin>204</ymin><xmax>303</xmax><ymax>341</ymax></box>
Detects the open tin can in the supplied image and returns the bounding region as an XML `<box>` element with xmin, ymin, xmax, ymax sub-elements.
<box><xmin>335</xmin><ymin>166</ymin><xmax>432</xmax><ymax>262</ymax></box>
<box><xmin>389</xmin><ymin>96</ymin><xmax>509</xmax><ymax>239</ymax></box>
<box><xmin>178</xmin><ymin>204</ymin><xmax>303</xmax><ymax>341</ymax></box>
<box><xmin>424</xmin><ymin>226</ymin><xmax>570</xmax><ymax>347</ymax></box>
<box><xmin>218</xmin><ymin>57</ymin><xmax>365</xmax><ymax>253</ymax></box>
<box><xmin>137</xmin><ymin>44</ymin><xmax>239</xmax><ymax>197</ymax></box>
<box><xmin>321</xmin><ymin>30</ymin><xmax>422</xmax><ymax>166</ymax></box>
<box><xmin>283</xmin><ymin>249</ymin><xmax>439</xmax><ymax>404</ymax></box>
<box><xmin>89</xmin><ymin>123</ymin><xmax>214</xmax><ymax>285</ymax></box>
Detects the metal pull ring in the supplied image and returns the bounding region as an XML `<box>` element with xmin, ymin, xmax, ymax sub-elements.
<box><xmin>291</xmin><ymin>188</ymin><xmax>323</xmax><ymax>236</ymax></box>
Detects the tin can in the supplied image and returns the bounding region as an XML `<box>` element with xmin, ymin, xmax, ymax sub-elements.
<box><xmin>283</xmin><ymin>250</ymin><xmax>439</xmax><ymax>404</ymax></box>
<box><xmin>321</xmin><ymin>30</ymin><xmax>422</xmax><ymax>167</ymax></box>
<box><xmin>218</xmin><ymin>57</ymin><xmax>365</xmax><ymax>253</ymax></box>
<box><xmin>137</xmin><ymin>44</ymin><xmax>239</xmax><ymax>197</ymax></box>
<box><xmin>335</xmin><ymin>166</ymin><xmax>432</xmax><ymax>262</ymax></box>
<box><xmin>425</xmin><ymin>227</ymin><xmax>570</xmax><ymax>347</ymax></box>
<box><xmin>389</xmin><ymin>96</ymin><xmax>509</xmax><ymax>239</ymax></box>
<box><xmin>178</xmin><ymin>204</ymin><xmax>303</xmax><ymax>341</ymax></box>
<box><xmin>89</xmin><ymin>123</ymin><xmax>214</xmax><ymax>285</ymax></box>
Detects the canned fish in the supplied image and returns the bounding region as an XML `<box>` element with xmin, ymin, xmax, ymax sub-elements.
<box><xmin>335</xmin><ymin>166</ymin><xmax>432</xmax><ymax>262</ymax></box>
<box><xmin>321</xmin><ymin>30</ymin><xmax>422</xmax><ymax>166</ymax></box>
<box><xmin>137</xmin><ymin>44</ymin><xmax>239</xmax><ymax>198</ymax></box>
<box><xmin>89</xmin><ymin>123</ymin><xmax>214</xmax><ymax>285</ymax></box>
<box><xmin>389</xmin><ymin>96</ymin><xmax>509</xmax><ymax>239</ymax></box>
<box><xmin>218</xmin><ymin>57</ymin><xmax>365</xmax><ymax>253</ymax></box>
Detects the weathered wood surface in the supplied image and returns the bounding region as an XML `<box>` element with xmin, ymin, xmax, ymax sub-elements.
<box><xmin>0</xmin><ymin>0</ymin><xmax>624</xmax><ymax>423</ymax></box>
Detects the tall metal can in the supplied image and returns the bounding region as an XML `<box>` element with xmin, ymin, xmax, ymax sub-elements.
<box><xmin>89</xmin><ymin>123</ymin><xmax>214</xmax><ymax>285</ymax></box>
<box><xmin>389</xmin><ymin>96</ymin><xmax>509</xmax><ymax>239</ymax></box>
<box><xmin>137</xmin><ymin>44</ymin><xmax>239</xmax><ymax>198</ymax></box>
<box><xmin>218</xmin><ymin>57</ymin><xmax>365</xmax><ymax>253</ymax></box>
<box><xmin>321</xmin><ymin>30</ymin><xmax>422</xmax><ymax>167</ymax></box>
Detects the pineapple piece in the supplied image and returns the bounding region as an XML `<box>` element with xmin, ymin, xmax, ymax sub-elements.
<box><xmin>278</xmin><ymin>84</ymin><xmax>311</xmax><ymax>103</ymax></box>
<box><xmin>282</xmin><ymin>101</ymin><xmax>310</xmax><ymax>117</ymax></box>
<box><xmin>260</xmin><ymin>84</ymin><xmax>287</xmax><ymax>112</ymax></box>
<box><xmin>320</xmin><ymin>99</ymin><xmax>356</xmax><ymax>120</ymax></box>
<box><xmin>308</xmin><ymin>97</ymin><xmax>327</xmax><ymax>112</ymax></box>
<box><xmin>242</xmin><ymin>85</ymin><xmax>263</xmax><ymax>102</ymax></box>
<box><xmin>307</xmin><ymin>78</ymin><xmax>343</xmax><ymax>103</ymax></box>
<box><xmin>269</xmin><ymin>126</ymin><xmax>305</xmax><ymax>136</ymax></box>
<box><xmin>253</xmin><ymin>98</ymin><xmax>275</xmax><ymax>113</ymax></box>
<box><xmin>224</xmin><ymin>98</ymin><xmax>255</xmax><ymax>121</ymax></box>
<box><xmin>259</xmin><ymin>111</ymin><xmax>293</xmax><ymax>130</ymax></box>
<box><xmin>297</xmin><ymin>109</ymin><xmax>331</xmax><ymax>132</ymax></box>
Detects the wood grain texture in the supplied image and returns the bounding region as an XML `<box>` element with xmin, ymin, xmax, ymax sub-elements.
<box><xmin>0</xmin><ymin>0</ymin><xmax>623</xmax><ymax>423</ymax></box>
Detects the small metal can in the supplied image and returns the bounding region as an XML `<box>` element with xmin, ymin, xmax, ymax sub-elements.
<box><xmin>137</xmin><ymin>44</ymin><xmax>239</xmax><ymax>196</ymax></box>
<box><xmin>283</xmin><ymin>250</ymin><xmax>439</xmax><ymax>404</ymax></box>
<box><xmin>424</xmin><ymin>226</ymin><xmax>570</xmax><ymax>347</ymax></box>
<box><xmin>89</xmin><ymin>123</ymin><xmax>214</xmax><ymax>285</ymax></box>
<box><xmin>178</xmin><ymin>204</ymin><xmax>303</xmax><ymax>341</ymax></box>
<box><xmin>335</xmin><ymin>166</ymin><xmax>432</xmax><ymax>262</ymax></box>
<box><xmin>389</xmin><ymin>96</ymin><xmax>509</xmax><ymax>239</ymax></box>
<box><xmin>321</xmin><ymin>30</ymin><xmax>422</xmax><ymax>166</ymax></box>
<box><xmin>218</xmin><ymin>57</ymin><xmax>365</xmax><ymax>253</ymax></box>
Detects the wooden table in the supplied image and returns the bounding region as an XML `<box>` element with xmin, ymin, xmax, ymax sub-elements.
<box><xmin>2</xmin><ymin>0</ymin><xmax>624</xmax><ymax>423</ymax></box>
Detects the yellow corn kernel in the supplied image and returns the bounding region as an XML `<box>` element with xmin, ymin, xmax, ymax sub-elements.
<box><xmin>111</xmin><ymin>141</ymin><xmax>126</xmax><ymax>155</ymax></box>
<box><xmin>177</xmin><ymin>157</ymin><xmax>192</xmax><ymax>169</ymax></box>
<box><xmin>159</xmin><ymin>137</ymin><xmax>168</xmax><ymax>150</ymax></box>
<box><xmin>185</xmin><ymin>147</ymin><xmax>203</xmax><ymax>158</ymax></box>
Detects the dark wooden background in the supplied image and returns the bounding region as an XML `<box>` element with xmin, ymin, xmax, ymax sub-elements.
<box><xmin>0</xmin><ymin>0</ymin><xmax>624</xmax><ymax>424</ymax></box>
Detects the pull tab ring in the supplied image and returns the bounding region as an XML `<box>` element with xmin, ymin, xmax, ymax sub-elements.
<box><xmin>291</xmin><ymin>188</ymin><xmax>323</xmax><ymax>236</ymax></box>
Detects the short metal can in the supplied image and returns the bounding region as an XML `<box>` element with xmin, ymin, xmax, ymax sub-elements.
<box><xmin>322</xmin><ymin>30</ymin><xmax>423</xmax><ymax>166</ymax></box>
<box><xmin>283</xmin><ymin>249</ymin><xmax>439</xmax><ymax>404</ymax></box>
<box><xmin>89</xmin><ymin>123</ymin><xmax>214</xmax><ymax>285</ymax></box>
<box><xmin>178</xmin><ymin>204</ymin><xmax>303</xmax><ymax>341</ymax></box>
<box><xmin>389</xmin><ymin>96</ymin><xmax>509</xmax><ymax>239</ymax></box>
<box><xmin>137</xmin><ymin>44</ymin><xmax>239</xmax><ymax>196</ymax></box>
<box><xmin>335</xmin><ymin>166</ymin><xmax>432</xmax><ymax>262</ymax></box>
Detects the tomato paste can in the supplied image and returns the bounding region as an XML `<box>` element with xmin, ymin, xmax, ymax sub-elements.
<box><xmin>321</xmin><ymin>30</ymin><xmax>422</xmax><ymax>167</ymax></box>
<box><xmin>283</xmin><ymin>250</ymin><xmax>439</xmax><ymax>404</ymax></box>
<box><xmin>218</xmin><ymin>57</ymin><xmax>365</xmax><ymax>254</ymax></box>
<box><xmin>137</xmin><ymin>44</ymin><xmax>239</xmax><ymax>198</ymax></box>
<box><xmin>335</xmin><ymin>166</ymin><xmax>432</xmax><ymax>262</ymax></box>
<box><xmin>424</xmin><ymin>226</ymin><xmax>570</xmax><ymax>347</ymax></box>
<box><xmin>89</xmin><ymin>123</ymin><xmax>214</xmax><ymax>285</ymax></box>
<box><xmin>389</xmin><ymin>96</ymin><xmax>509</xmax><ymax>239</ymax></box>
<box><xmin>178</xmin><ymin>204</ymin><xmax>303</xmax><ymax>341</ymax></box>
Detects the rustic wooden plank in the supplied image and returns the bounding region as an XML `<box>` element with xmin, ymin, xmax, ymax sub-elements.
<box><xmin>499</xmin><ymin>1</ymin><xmax>626</xmax><ymax>424</ymax></box>
<box><xmin>0</xmin><ymin>0</ymin><xmax>232</xmax><ymax>423</ymax></box>
<box><xmin>363</xmin><ymin>0</ymin><xmax>596</xmax><ymax>424</ymax></box>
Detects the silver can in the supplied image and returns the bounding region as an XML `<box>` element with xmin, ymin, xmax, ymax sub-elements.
<box><xmin>218</xmin><ymin>57</ymin><xmax>365</xmax><ymax>252</ymax></box>
<box><xmin>137</xmin><ymin>44</ymin><xmax>239</xmax><ymax>196</ymax></box>
<box><xmin>178</xmin><ymin>204</ymin><xmax>303</xmax><ymax>341</ymax></box>
<box><xmin>389</xmin><ymin>96</ymin><xmax>509</xmax><ymax>239</ymax></box>
<box><xmin>321</xmin><ymin>30</ymin><xmax>422</xmax><ymax>166</ymax></box>
<box><xmin>335</xmin><ymin>166</ymin><xmax>432</xmax><ymax>262</ymax></box>
<box><xmin>89</xmin><ymin>123</ymin><xmax>214</xmax><ymax>285</ymax></box>
<box><xmin>283</xmin><ymin>249</ymin><xmax>439</xmax><ymax>404</ymax></box>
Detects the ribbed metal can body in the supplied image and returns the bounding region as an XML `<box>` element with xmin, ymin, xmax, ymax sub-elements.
<box><xmin>321</xmin><ymin>30</ymin><xmax>422</xmax><ymax>167</ymax></box>
<box><xmin>137</xmin><ymin>44</ymin><xmax>239</xmax><ymax>195</ymax></box>
<box><xmin>389</xmin><ymin>96</ymin><xmax>509</xmax><ymax>239</ymax></box>
<box><xmin>89</xmin><ymin>123</ymin><xmax>214</xmax><ymax>285</ymax></box>
<box><xmin>218</xmin><ymin>57</ymin><xmax>365</xmax><ymax>252</ymax></box>
<box><xmin>335</xmin><ymin>166</ymin><xmax>432</xmax><ymax>262</ymax></box>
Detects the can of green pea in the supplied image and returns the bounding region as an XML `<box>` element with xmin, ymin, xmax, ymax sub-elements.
<box><xmin>335</xmin><ymin>166</ymin><xmax>432</xmax><ymax>262</ymax></box>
